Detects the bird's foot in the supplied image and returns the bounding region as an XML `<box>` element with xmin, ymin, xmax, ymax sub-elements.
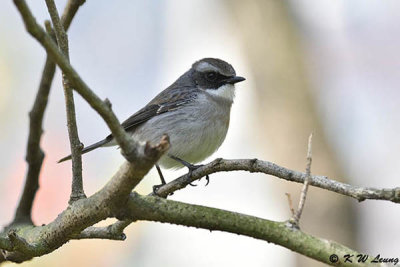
<box><xmin>169</xmin><ymin>155</ymin><xmax>210</xmax><ymax>186</ymax></box>
<box><xmin>153</xmin><ymin>164</ymin><xmax>167</xmax><ymax>194</ymax></box>
<box><xmin>184</xmin><ymin>163</ymin><xmax>210</xmax><ymax>186</ymax></box>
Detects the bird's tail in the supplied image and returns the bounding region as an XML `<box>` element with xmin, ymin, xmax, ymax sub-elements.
<box><xmin>58</xmin><ymin>138</ymin><xmax>111</xmax><ymax>163</ymax></box>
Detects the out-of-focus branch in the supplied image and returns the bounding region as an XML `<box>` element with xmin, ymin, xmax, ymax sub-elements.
<box><xmin>61</xmin><ymin>0</ymin><xmax>85</xmax><ymax>29</ymax></box>
<box><xmin>13</xmin><ymin>57</ymin><xmax>53</xmax><ymax>224</ymax></box>
<box><xmin>12</xmin><ymin>0</ymin><xmax>85</xmax><ymax>224</ymax></box>
<box><xmin>153</xmin><ymin>158</ymin><xmax>400</xmax><ymax>203</ymax></box>
<box><xmin>45</xmin><ymin>0</ymin><xmax>85</xmax><ymax>203</ymax></box>
<box><xmin>125</xmin><ymin>193</ymin><xmax>380</xmax><ymax>267</ymax></box>
<box><xmin>13</xmin><ymin>0</ymin><xmax>137</xmax><ymax>161</ymax></box>
<box><xmin>290</xmin><ymin>133</ymin><xmax>313</xmax><ymax>226</ymax></box>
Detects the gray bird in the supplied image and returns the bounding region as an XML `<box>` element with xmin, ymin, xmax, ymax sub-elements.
<box><xmin>59</xmin><ymin>58</ymin><xmax>245</xmax><ymax>186</ymax></box>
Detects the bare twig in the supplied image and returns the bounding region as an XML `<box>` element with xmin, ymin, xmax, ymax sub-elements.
<box><xmin>45</xmin><ymin>0</ymin><xmax>85</xmax><ymax>203</ymax></box>
<box><xmin>60</xmin><ymin>0</ymin><xmax>86</xmax><ymax>30</ymax></box>
<box><xmin>13</xmin><ymin>0</ymin><xmax>85</xmax><ymax>224</ymax></box>
<box><xmin>290</xmin><ymin>133</ymin><xmax>313</xmax><ymax>226</ymax></box>
<box><xmin>153</xmin><ymin>158</ymin><xmax>400</xmax><ymax>203</ymax></box>
<box><xmin>285</xmin><ymin>193</ymin><xmax>295</xmax><ymax>217</ymax></box>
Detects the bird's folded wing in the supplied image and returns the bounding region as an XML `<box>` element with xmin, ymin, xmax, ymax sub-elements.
<box><xmin>119</xmin><ymin>99</ymin><xmax>193</xmax><ymax>133</ymax></box>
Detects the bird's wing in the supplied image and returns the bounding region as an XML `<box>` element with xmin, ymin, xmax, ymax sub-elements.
<box><xmin>119</xmin><ymin>86</ymin><xmax>198</xmax><ymax>133</ymax></box>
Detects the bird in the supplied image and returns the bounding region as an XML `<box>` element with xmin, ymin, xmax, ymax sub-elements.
<box><xmin>59</xmin><ymin>58</ymin><xmax>245</xmax><ymax>188</ymax></box>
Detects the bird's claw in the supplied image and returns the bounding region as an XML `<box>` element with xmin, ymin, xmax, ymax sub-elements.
<box><xmin>169</xmin><ymin>156</ymin><xmax>211</xmax><ymax>187</ymax></box>
<box><xmin>185</xmin><ymin>164</ymin><xmax>210</xmax><ymax>186</ymax></box>
<box><xmin>186</xmin><ymin>168</ymin><xmax>197</xmax><ymax>186</ymax></box>
<box><xmin>204</xmin><ymin>175</ymin><xmax>210</xmax><ymax>186</ymax></box>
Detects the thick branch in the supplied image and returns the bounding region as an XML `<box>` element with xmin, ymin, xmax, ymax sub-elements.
<box><xmin>45</xmin><ymin>0</ymin><xmax>85</xmax><ymax>203</ymax></box>
<box><xmin>126</xmin><ymin>193</ymin><xmax>379</xmax><ymax>267</ymax></box>
<box><xmin>13</xmin><ymin>0</ymin><xmax>137</xmax><ymax>161</ymax></box>
<box><xmin>13</xmin><ymin>0</ymin><xmax>85</xmax><ymax>224</ymax></box>
<box><xmin>0</xmin><ymin>137</ymin><xmax>168</xmax><ymax>262</ymax></box>
<box><xmin>154</xmin><ymin>158</ymin><xmax>400</xmax><ymax>203</ymax></box>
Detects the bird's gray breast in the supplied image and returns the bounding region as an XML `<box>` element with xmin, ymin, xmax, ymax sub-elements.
<box><xmin>131</xmin><ymin>92</ymin><xmax>232</xmax><ymax>169</ymax></box>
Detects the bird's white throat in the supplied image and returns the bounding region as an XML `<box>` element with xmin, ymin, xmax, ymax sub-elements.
<box><xmin>205</xmin><ymin>84</ymin><xmax>235</xmax><ymax>102</ymax></box>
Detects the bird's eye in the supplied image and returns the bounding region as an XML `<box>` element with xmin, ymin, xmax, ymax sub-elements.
<box><xmin>205</xmin><ymin>72</ymin><xmax>217</xmax><ymax>81</ymax></box>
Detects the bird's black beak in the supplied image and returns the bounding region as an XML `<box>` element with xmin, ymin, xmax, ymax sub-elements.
<box><xmin>225</xmin><ymin>76</ymin><xmax>246</xmax><ymax>84</ymax></box>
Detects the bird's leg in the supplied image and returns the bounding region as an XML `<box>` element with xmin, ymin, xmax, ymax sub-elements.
<box><xmin>152</xmin><ymin>164</ymin><xmax>167</xmax><ymax>194</ymax></box>
<box><xmin>169</xmin><ymin>155</ymin><xmax>210</xmax><ymax>186</ymax></box>
<box><xmin>156</xmin><ymin>164</ymin><xmax>166</xmax><ymax>185</ymax></box>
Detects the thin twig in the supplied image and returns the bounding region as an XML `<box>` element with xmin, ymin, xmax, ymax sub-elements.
<box><xmin>60</xmin><ymin>0</ymin><xmax>86</xmax><ymax>31</ymax></box>
<box><xmin>291</xmin><ymin>133</ymin><xmax>313</xmax><ymax>226</ymax></box>
<box><xmin>45</xmin><ymin>0</ymin><xmax>85</xmax><ymax>203</ymax></box>
<box><xmin>13</xmin><ymin>0</ymin><xmax>85</xmax><ymax>224</ymax></box>
<box><xmin>285</xmin><ymin>193</ymin><xmax>295</xmax><ymax>217</ymax></box>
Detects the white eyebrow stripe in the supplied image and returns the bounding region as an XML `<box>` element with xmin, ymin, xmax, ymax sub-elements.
<box><xmin>194</xmin><ymin>61</ymin><xmax>220</xmax><ymax>73</ymax></box>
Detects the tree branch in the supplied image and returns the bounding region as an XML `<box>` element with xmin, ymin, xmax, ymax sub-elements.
<box><xmin>13</xmin><ymin>0</ymin><xmax>85</xmax><ymax>224</ymax></box>
<box><xmin>0</xmin><ymin>137</ymin><xmax>168</xmax><ymax>262</ymax></box>
<box><xmin>13</xmin><ymin>0</ymin><xmax>137</xmax><ymax>161</ymax></box>
<box><xmin>153</xmin><ymin>158</ymin><xmax>400</xmax><ymax>203</ymax></box>
<box><xmin>110</xmin><ymin>143</ymin><xmax>399</xmax><ymax>247</ymax></box>
<box><xmin>45</xmin><ymin>0</ymin><xmax>85</xmax><ymax>203</ymax></box>
<box><xmin>12</xmin><ymin>57</ymin><xmax>53</xmax><ymax>224</ymax></box>
<box><xmin>125</xmin><ymin>193</ymin><xmax>381</xmax><ymax>267</ymax></box>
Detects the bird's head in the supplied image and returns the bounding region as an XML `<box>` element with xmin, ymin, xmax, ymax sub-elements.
<box><xmin>191</xmin><ymin>58</ymin><xmax>245</xmax><ymax>102</ymax></box>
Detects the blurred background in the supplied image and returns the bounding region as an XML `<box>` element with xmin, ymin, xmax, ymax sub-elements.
<box><xmin>1</xmin><ymin>0</ymin><xmax>400</xmax><ymax>266</ymax></box>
